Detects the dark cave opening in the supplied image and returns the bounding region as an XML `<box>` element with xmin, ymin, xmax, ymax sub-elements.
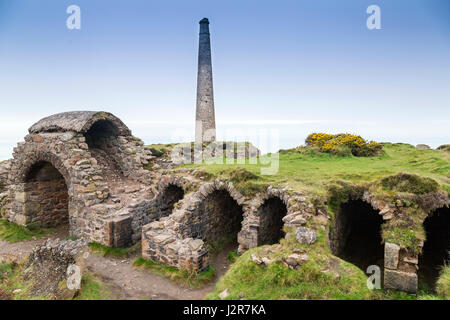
<box><xmin>84</xmin><ymin>120</ymin><xmax>124</xmax><ymax>177</ymax></box>
<box><xmin>158</xmin><ymin>184</ymin><xmax>185</xmax><ymax>219</ymax></box>
<box><xmin>84</xmin><ymin>120</ymin><xmax>119</xmax><ymax>151</ymax></box>
<box><xmin>330</xmin><ymin>200</ymin><xmax>384</xmax><ymax>272</ymax></box>
<box><xmin>257</xmin><ymin>197</ymin><xmax>288</xmax><ymax>245</ymax></box>
<box><xmin>419</xmin><ymin>207</ymin><xmax>450</xmax><ymax>290</ymax></box>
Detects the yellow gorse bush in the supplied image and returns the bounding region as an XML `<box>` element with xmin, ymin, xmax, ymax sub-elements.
<box><xmin>304</xmin><ymin>133</ymin><xmax>382</xmax><ymax>157</ymax></box>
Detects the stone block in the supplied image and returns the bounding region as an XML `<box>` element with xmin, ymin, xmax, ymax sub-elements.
<box><xmin>384</xmin><ymin>269</ymin><xmax>418</xmax><ymax>293</ymax></box>
<box><xmin>384</xmin><ymin>242</ymin><xmax>400</xmax><ymax>269</ymax></box>
<box><xmin>15</xmin><ymin>192</ymin><xmax>26</xmax><ymax>203</ymax></box>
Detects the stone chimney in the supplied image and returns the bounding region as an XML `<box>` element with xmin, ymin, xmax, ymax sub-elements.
<box><xmin>195</xmin><ymin>18</ymin><xmax>216</xmax><ymax>143</ymax></box>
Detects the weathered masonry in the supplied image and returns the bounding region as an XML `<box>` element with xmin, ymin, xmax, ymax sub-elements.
<box><xmin>329</xmin><ymin>192</ymin><xmax>449</xmax><ymax>293</ymax></box>
<box><xmin>142</xmin><ymin>185</ymin><xmax>313</xmax><ymax>271</ymax></box>
<box><xmin>2</xmin><ymin>111</ymin><xmax>156</xmax><ymax>245</ymax></box>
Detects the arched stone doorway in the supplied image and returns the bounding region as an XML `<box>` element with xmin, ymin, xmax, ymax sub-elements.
<box><xmin>192</xmin><ymin>189</ymin><xmax>244</xmax><ymax>246</ymax></box>
<box><xmin>330</xmin><ymin>200</ymin><xmax>384</xmax><ymax>271</ymax></box>
<box><xmin>23</xmin><ymin>161</ymin><xmax>69</xmax><ymax>228</ymax></box>
<box><xmin>256</xmin><ymin>197</ymin><xmax>287</xmax><ymax>245</ymax></box>
<box><xmin>419</xmin><ymin>207</ymin><xmax>449</xmax><ymax>290</ymax></box>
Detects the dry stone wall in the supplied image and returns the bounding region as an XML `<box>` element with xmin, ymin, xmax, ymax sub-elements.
<box><xmin>24</xmin><ymin>239</ymin><xmax>88</xmax><ymax>299</ymax></box>
<box><xmin>142</xmin><ymin>182</ymin><xmax>315</xmax><ymax>271</ymax></box>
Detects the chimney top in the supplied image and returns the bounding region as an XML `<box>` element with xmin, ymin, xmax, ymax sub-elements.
<box><xmin>199</xmin><ymin>18</ymin><xmax>209</xmax><ymax>24</ymax></box>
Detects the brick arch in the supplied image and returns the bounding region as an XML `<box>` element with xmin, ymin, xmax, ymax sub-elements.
<box><xmin>10</xmin><ymin>151</ymin><xmax>73</xmax><ymax>228</ymax></box>
<box><xmin>186</xmin><ymin>181</ymin><xmax>245</xmax><ymax>244</ymax></box>
<box><xmin>156</xmin><ymin>176</ymin><xmax>188</xmax><ymax>195</ymax></box>
<box><xmin>195</xmin><ymin>181</ymin><xmax>245</xmax><ymax>206</ymax></box>
<box><xmin>14</xmin><ymin>151</ymin><xmax>72</xmax><ymax>189</ymax></box>
<box><xmin>80</xmin><ymin>112</ymin><xmax>131</xmax><ymax>136</ymax></box>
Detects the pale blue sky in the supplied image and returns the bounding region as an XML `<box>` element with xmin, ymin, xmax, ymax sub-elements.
<box><xmin>0</xmin><ymin>0</ymin><xmax>449</xmax><ymax>158</ymax></box>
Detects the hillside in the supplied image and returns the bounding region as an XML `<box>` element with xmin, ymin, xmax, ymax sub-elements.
<box><xmin>174</xmin><ymin>142</ymin><xmax>450</xmax><ymax>300</ymax></box>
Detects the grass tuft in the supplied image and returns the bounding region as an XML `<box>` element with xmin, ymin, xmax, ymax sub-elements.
<box><xmin>76</xmin><ymin>272</ymin><xmax>114</xmax><ymax>300</ymax></box>
<box><xmin>0</xmin><ymin>219</ymin><xmax>55</xmax><ymax>242</ymax></box>
<box><xmin>89</xmin><ymin>242</ymin><xmax>141</xmax><ymax>258</ymax></box>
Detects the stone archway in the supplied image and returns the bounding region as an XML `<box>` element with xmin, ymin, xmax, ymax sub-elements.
<box><xmin>419</xmin><ymin>207</ymin><xmax>450</xmax><ymax>290</ymax></box>
<box><xmin>330</xmin><ymin>199</ymin><xmax>384</xmax><ymax>271</ymax></box>
<box><xmin>23</xmin><ymin>161</ymin><xmax>69</xmax><ymax>228</ymax></box>
<box><xmin>83</xmin><ymin>119</ymin><xmax>125</xmax><ymax>178</ymax></box>
<box><xmin>192</xmin><ymin>189</ymin><xmax>244</xmax><ymax>245</ymax></box>
<box><xmin>256</xmin><ymin>196</ymin><xmax>287</xmax><ymax>245</ymax></box>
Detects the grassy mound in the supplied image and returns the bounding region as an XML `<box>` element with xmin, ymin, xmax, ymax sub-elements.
<box><xmin>381</xmin><ymin>173</ymin><xmax>439</xmax><ymax>194</ymax></box>
<box><xmin>205</xmin><ymin>229</ymin><xmax>425</xmax><ymax>300</ymax></box>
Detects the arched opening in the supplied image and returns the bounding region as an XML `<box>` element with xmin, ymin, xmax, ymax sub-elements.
<box><xmin>84</xmin><ymin>120</ymin><xmax>123</xmax><ymax>177</ymax></box>
<box><xmin>330</xmin><ymin>200</ymin><xmax>384</xmax><ymax>271</ymax></box>
<box><xmin>24</xmin><ymin>161</ymin><xmax>69</xmax><ymax>228</ymax></box>
<box><xmin>158</xmin><ymin>184</ymin><xmax>184</xmax><ymax>219</ymax></box>
<box><xmin>257</xmin><ymin>197</ymin><xmax>287</xmax><ymax>245</ymax></box>
<box><xmin>84</xmin><ymin>120</ymin><xmax>119</xmax><ymax>151</ymax></box>
<box><xmin>190</xmin><ymin>190</ymin><xmax>244</xmax><ymax>247</ymax></box>
<box><xmin>419</xmin><ymin>207</ymin><xmax>450</xmax><ymax>290</ymax></box>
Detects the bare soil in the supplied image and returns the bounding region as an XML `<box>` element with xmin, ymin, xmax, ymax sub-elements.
<box><xmin>85</xmin><ymin>243</ymin><xmax>235</xmax><ymax>300</ymax></box>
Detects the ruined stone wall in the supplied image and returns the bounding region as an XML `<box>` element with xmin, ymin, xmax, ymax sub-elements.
<box><xmin>238</xmin><ymin>187</ymin><xmax>314</xmax><ymax>252</ymax></box>
<box><xmin>142</xmin><ymin>182</ymin><xmax>315</xmax><ymax>271</ymax></box>
<box><xmin>142</xmin><ymin>181</ymin><xmax>245</xmax><ymax>271</ymax></box>
<box><xmin>0</xmin><ymin>160</ymin><xmax>11</xmax><ymax>193</ymax></box>
<box><xmin>181</xmin><ymin>189</ymin><xmax>243</xmax><ymax>243</ymax></box>
<box><xmin>24</xmin><ymin>239</ymin><xmax>88</xmax><ymax>299</ymax></box>
<box><xmin>5</xmin><ymin>132</ymin><xmax>109</xmax><ymax>239</ymax></box>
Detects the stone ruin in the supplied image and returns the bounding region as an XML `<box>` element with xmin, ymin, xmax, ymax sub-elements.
<box><xmin>329</xmin><ymin>191</ymin><xmax>449</xmax><ymax>293</ymax></box>
<box><xmin>0</xmin><ymin>110</ymin><xmax>448</xmax><ymax>295</ymax></box>
<box><xmin>1</xmin><ymin>111</ymin><xmax>156</xmax><ymax>246</ymax></box>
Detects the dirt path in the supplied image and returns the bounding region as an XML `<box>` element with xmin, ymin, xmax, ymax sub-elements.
<box><xmin>0</xmin><ymin>226</ymin><xmax>70</xmax><ymax>263</ymax></box>
<box><xmin>1</xmin><ymin>225</ymin><xmax>234</xmax><ymax>300</ymax></box>
<box><xmin>86</xmin><ymin>243</ymin><xmax>235</xmax><ymax>300</ymax></box>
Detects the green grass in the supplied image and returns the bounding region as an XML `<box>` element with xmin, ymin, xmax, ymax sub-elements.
<box><xmin>227</xmin><ymin>251</ymin><xmax>240</xmax><ymax>263</ymax></box>
<box><xmin>0</xmin><ymin>262</ymin><xmax>36</xmax><ymax>300</ymax></box>
<box><xmin>76</xmin><ymin>272</ymin><xmax>114</xmax><ymax>300</ymax></box>
<box><xmin>184</xmin><ymin>143</ymin><xmax>449</xmax><ymax>253</ymax></box>
<box><xmin>133</xmin><ymin>257</ymin><xmax>216</xmax><ymax>288</ymax></box>
<box><xmin>184</xmin><ymin>143</ymin><xmax>449</xmax><ymax>197</ymax></box>
<box><xmin>436</xmin><ymin>264</ymin><xmax>450</xmax><ymax>300</ymax></box>
<box><xmin>0</xmin><ymin>219</ymin><xmax>55</xmax><ymax>242</ymax></box>
<box><xmin>205</xmin><ymin>229</ymin><xmax>442</xmax><ymax>300</ymax></box>
<box><xmin>89</xmin><ymin>242</ymin><xmax>141</xmax><ymax>258</ymax></box>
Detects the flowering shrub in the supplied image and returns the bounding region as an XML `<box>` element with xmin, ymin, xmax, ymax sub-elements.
<box><xmin>304</xmin><ymin>133</ymin><xmax>382</xmax><ymax>157</ymax></box>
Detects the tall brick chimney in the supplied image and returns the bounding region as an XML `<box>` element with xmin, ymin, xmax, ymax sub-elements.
<box><xmin>195</xmin><ymin>18</ymin><xmax>216</xmax><ymax>143</ymax></box>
